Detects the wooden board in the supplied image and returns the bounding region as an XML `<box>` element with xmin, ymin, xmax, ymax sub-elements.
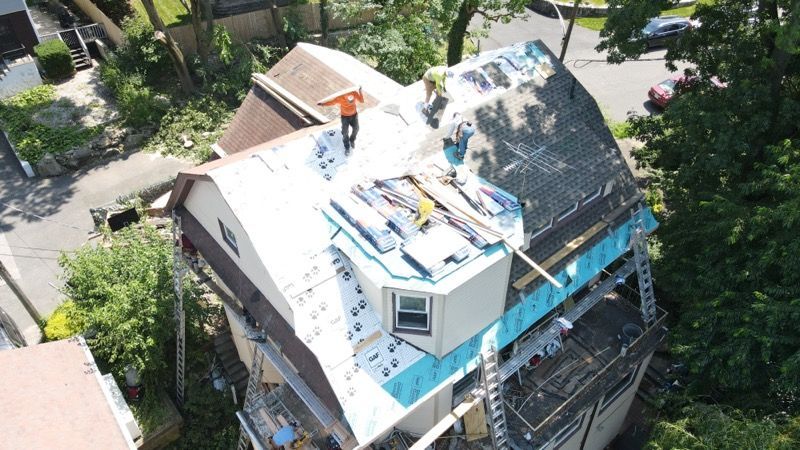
<box><xmin>318</xmin><ymin>86</ymin><xmax>360</xmax><ymax>104</ymax></box>
<box><xmin>463</xmin><ymin>401</ymin><xmax>489</xmax><ymax>441</ymax></box>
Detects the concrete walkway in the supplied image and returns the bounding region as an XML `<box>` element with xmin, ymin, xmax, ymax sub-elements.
<box><xmin>0</xmin><ymin>141</ymin><xmax>192</xmax><ymax>345</ymax></box>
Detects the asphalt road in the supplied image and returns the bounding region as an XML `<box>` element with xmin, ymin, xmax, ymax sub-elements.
<box><xmin>480</xmin><ymin>8</ymin><xmax>687</xmax><ymax>122</ymax></box>
<box><xmin>0</xmin><ymin>139</ymin><xmax>191</xmax><ymax>345</ymax></box>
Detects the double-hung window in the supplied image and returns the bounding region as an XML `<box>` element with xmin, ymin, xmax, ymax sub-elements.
<box><xmin>394</xmin><ymin>294</ymin><xmax>432</xmax><ymax>333</ymax></box>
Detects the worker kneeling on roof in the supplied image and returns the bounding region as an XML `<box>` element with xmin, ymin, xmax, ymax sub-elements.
<box><xmin>318</xmin><ymin>87</ymin><xmax>364</xmax><ymax>156</ymax></box>
<box><xmin>422</xmin><ymin>66</ymin><xmax>453</xmax><ymax>113</ymax></box>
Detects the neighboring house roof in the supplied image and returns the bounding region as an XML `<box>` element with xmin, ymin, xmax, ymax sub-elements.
<box><xmin>0</xmin><ymin>338</ymin><xmax>137</xmax><ymax>449</ymax></box>
<box><xmin>216</xmin><ymin>43</ymin><xmax>401</xmax><ymax>156</ymax></box>
<box><xmin>168</xmin><ymin>40</ymin><xmax>647</xmax><ymax>445</ymax></box>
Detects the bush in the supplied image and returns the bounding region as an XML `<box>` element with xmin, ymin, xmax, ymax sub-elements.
<box><xmin>44</xmin><ymin>301</ymin><xmax>84</xmax><ymax>341</ymax></box>
<box><xmin>144</xmin><ymin>98</ymin><xmax>233</xmax><ymax>161</ymax></box>
<box><xmin>115</xmin><ymin>17</ymin><xmax>172</xmax><ymax>88</ymax></box>
<box><xmin>34</xmin><ymin>40</ymin><xmax>75</xmax><ymax>80</ymax></box>
<box><xmin>100</xmin><ymin>57</ymin><xmax>168</xmax><ymax>127</ymax></box>
<box><xmin>94</xmin><ymin>0</ymin><xmax>134</xmax><ymax>26</ymax></box>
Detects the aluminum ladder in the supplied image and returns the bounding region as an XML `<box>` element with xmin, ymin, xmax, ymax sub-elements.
<box><xmin>481</xmin><ymin>347</ymin><xmax>509</xmax><ymax>449</ymax></box>
<box><xmin>237</xmin><ymin>345</ymin><xmax>265</xmax><ymax>450</ymax></box>
<box><xmin>630</xmin><ymin>206</ymin><xmax>657</xmax><ymax>325</ymax></box>
<box><xmin>172</xmin><ymin>212</ymin><xmax>187</xmax><ymax>408</ymax></box>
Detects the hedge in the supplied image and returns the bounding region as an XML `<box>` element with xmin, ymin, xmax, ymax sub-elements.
<box><xmin>34</xmin><ymin>40</ymin><xmax>75</xmax><ymax>80</ymax></box>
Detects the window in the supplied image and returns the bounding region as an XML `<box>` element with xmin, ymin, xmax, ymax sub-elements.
<box><xmin>530</xmin><ymin>218</ymin><xmax>554</xmax><ymax>241</ymax></box>
<box><xmin>552</xmin><ymin>414</ymin><xmax>585</xmax><ymax>449</ymax></box>
<box><xmin>599</xmin><ymin>366</ymin><xmax>639</xmax><ymax>414</ymax></box>
<box><xmin>394</xmin><ymin>294</ymin><xmax>432</xmax><ymax>333</ymax></box>
<box><xmin>218</xmin><ymin>219</ymin><xmax>239</xmax><ymax>256</ymax></box>
<box><xmin>557</xmin><ymin>202</ymin><xmax>579</xmax><ymax>221</ymax></box>
<box><xmin>582</xmin><ymin>186</ymin><xmax>603</xmax><ymax>204</ymax></box>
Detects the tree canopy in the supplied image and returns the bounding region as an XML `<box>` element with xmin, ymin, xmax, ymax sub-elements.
<box><xmin>598</xmin><ymin>0</ymin><xmax>800</xmax><ymax>408</ymax></box>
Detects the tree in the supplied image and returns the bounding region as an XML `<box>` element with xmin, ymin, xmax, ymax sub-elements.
<box><xmin>320</xmin><ymin>0</ymin><xmax>330</xmax><ymax>46</ymax></box>
<box><xmin>335</xmin><ymin>0</ymin><xmax>443</xmax><ymax>84</ymax></box>
<box><xmin>598</xmin><ymin>0</ymin><xmax>800</xmax><ymax>406</ymax></box>
<box><xmin>434</xmin><ymin>0</ymin><xmax>529</xmax><ymax>66</ymax></box>
<box><xmin>646</xmin><ymin>401</ymin><xmax>800</xmax><ymax>449</ymax></box>
<box><xmin>140</xmin><ymin>0</ymin><xmax>196</xmax><ymax>94</ymax></box>
<box><xmin>179</xmin><ymin>0</ymin><xmax>214</xmax><ymax>66</ymax></box>
<box><xmin>56</xmin><ymin>224</ymin><xmax>205</xmax><ymax>392</ymax></box>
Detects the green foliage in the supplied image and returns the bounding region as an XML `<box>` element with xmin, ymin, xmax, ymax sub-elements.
<box><xmin>170</xmin><ymin>379</ymin><xmax>239</xmax><ymax>449</ymax></box>
<box><xmin>609</xmin><ymin>119</ymin><xmax>634</xmax><ymax>139</ymax></box>
<box><xmin>94</xmin><ymin>0</ymin><xmax>135</xmax><ymax>25</ymax></box>
<box><xmin>143</xmin><ymin>98</ymin><xmax>233</xmax><ymax>161</ymax></box>
<box><xmin>604</xmin><ymin>0</ymin><xmax>800</xmax><ymax>410</ymax></box>
<box><xmin>43</xmin><ymin>301</ymin><xmax>83</xmax><ymax>341</ymax></box>
<box><xmin>336</xmin><ymin>1</ymin><xmax>443</xmax><ymax>84</ymax></box>
<box><xmin>283</xmin><ymin>1</ymin><xmax>310</xmax><ymax>47</ymax></box>
<box><xmin>646</xmin><ymin>401</ymin><xmax>800</xmax><ymax>449</ymax></box>
<box><xmin>56</xmin><ymin>224</ymin><xmax>204</xmax><ymax>391</ymax></box>
<box><xmin>0</xmin><ymin>85</ymin><xmax>101</xmax><ymax>163</ymax></box>
<box><xmin>101</xmin><ymin>60</ymin><xmax>169</xmax><ymax>127</ymax></box>
<box><xmin>115</xmin><ymin>16</ymin><xmax>173</xmax><ymax>88</ymax></box>
<box><xmin>34</xmin><ymin>40</ymin><xmax>75</xmax><ymax>80</ymax></box>
<box><xmin>131</xmin><ymin>0</ymin><xmax>191</xmax><ymax>28</ymax></box>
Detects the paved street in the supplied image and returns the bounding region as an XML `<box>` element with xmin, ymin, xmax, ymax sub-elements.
<box><xmin>479</xmin><ymin>9</ymin><xmax>687</xmax><ymax>122</ymax></box>
<box><xmin>0</xmin><ymin>142</ymin><xmax>191</xmax><ymax>345</ymax></box>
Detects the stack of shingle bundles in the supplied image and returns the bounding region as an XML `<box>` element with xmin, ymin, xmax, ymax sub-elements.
<box><xmin>330</xmin><ymin>194</ymin><xmax>396</xmax><ymax>253</ymax></box>
<box><xmin>352</xmin><ymin>186</ymin><xmax>420</xmax><ymax>240</ymax></box>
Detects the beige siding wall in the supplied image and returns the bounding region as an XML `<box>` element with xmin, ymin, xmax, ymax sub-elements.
<box><xmin>439</xmin><ymin>254</ymin><xmax>512</xmax><ymax>356</ymax></box>
<box><xmin>396</xmin><ymin>383</ymin><xmax>454</xmax><ymax>435</ymax></box>
<box><xmin>538</xmin><ymin>408</ymin><xmax>591</xmax><ymax>450</ymax></box>
<box><xmin>183</xmin><ymin>180</ymin><xmax>295</xmax><ymax>327</ymax></box>
<box><xmin>582</xmin><ymin>354</ymin><xmax>652</xmax><ymax>450</ymax></box>
<box><xmin>380</xmin><ymin>289</ymin><xmax>443</xmax><ymax>356</ymax></box>
<box><xmin>224</xmin><ymin>304</ymin><xmax>284</xmax><ymax>385</ymax></box>
<box><xmin>71</xmin><ymin>0</ymin><xmax>124</xmax><ymax>44</ymax></box>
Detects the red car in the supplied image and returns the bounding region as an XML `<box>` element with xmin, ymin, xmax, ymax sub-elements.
<box><xmin>648</xmin><ymin>75</ymin><xmax>726</xmax><ymax>108</ymax></box>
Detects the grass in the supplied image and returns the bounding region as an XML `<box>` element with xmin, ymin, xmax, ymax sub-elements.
<box><xmin>131</xmin><ymin>0</ymin><xmax>190</xmax><ymax>27</ymax></box>
<box><xmin>575</xmin><ymin>0</ymin><xmax>713</xmax><ymax>31</ymax></box>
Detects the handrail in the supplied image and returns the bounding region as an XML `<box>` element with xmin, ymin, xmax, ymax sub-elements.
<box><xmin>77</xmin><ymin>23</ymin><xmax>108</xmax><ymax>42</ymax></box>
<box><xmin>1</xmin><ymin>47</ymin><xmax>27</xmax><ymax>62</ymax></box>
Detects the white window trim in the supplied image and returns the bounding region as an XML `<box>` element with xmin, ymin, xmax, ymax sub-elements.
<box><xmin>218</xmin><ymin>219</ymin><xmax>239</xmax><ymax>255</ymax></box>
<box><xmin>393</xmin><ymin>293</ymin><xmax>432</xmax><ymax>333</ymax></box>
<box><xmin>552</xmin><ymin>413</ymin><xmax>584</xmax><ymax>448</ymax></box>
<box><xmin>583</xmin><ymin>186</ymin><xmax>603</xmax><ymax>204</ymax></box>
<box><xmin>557</xmin><ymin>202</ymin><xmax>579</xmax><ymax>221</ymax></box>
<box><xmin>599</xmin><ymin>366</ymin><xmax>639</xmax><ymax>413</ymax></box>
<box><xmin>531</xmin><ymin>218</ymin><xmax>554</xmax><ymax>241</ymax></box>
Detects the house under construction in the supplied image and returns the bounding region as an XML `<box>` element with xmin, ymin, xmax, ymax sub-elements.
<box><xmin>165</xmin><ymin>41</ymin><xmax>666</xmax><ymax>450</ymax></box>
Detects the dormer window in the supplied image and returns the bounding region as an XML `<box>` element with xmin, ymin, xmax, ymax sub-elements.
<box><xmin>557</xmin><ymin>202</ymin><xmax>579</xmax><ymax>221</ymax></box>
<box><xmin>393</xmin><ymin>293</ymin><xmax>432</xmax><ymax>334</ymax></box>
<box><xmin>218</xmin><ymin>219</ymin><xmax>239</xmax><ymax>256</ymax></box>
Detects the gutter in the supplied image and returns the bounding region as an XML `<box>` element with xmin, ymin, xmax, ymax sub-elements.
<box><xmin>236</xmin><ymin>411</ymin><xmax>268</xmax><ymax>450</ymax></box>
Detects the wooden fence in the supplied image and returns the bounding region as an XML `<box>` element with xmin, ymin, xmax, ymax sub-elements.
<box><xmin>168</xmin><ymin>4</ymin><xmax>376</xmax><ymax>55</ymax></box>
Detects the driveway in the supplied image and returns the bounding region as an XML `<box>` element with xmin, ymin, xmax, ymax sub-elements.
<box><xmin>0</xmin><ymin>141</ymin><xmax>192</xmax><ymax>345</ymax></box>
<box><xmin>481</xmin><ymin>10</ymin><xmax>687</xmax><ymax>122</ymax></box>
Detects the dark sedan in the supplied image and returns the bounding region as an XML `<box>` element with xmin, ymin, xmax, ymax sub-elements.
<box><xmin>642</xmin><ymin>16</ymin><xmax>693</xmax><ymax>48</ymax></box>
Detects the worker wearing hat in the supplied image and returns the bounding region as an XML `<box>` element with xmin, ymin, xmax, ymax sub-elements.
<box><xmin>422</xmin><ymin>66</ymin><xmax>453</xmax><ymax>113</ymax></box>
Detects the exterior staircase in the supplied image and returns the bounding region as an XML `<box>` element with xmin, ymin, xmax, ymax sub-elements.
<box><xmin>214</xmin><ymin>330</ymin><xmax>249</xmax><ymax>402</ymax></box>
<box><xmin>58</xmin><ymin>28</ymin><xmax>92</xmax><ymax>71</ymax></box>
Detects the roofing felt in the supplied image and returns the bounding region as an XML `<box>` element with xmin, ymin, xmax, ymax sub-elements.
<box><xmin>0</xmin><ymin>338</ymin><xmax>135</xmax><ymax>450</ymax></box>
<box><xmin>172</xmin><ymin>40</ymin><xmax>647</xmax><ymax>445</ymax></box>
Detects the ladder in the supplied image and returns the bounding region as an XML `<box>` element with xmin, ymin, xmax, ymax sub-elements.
<box><xmin>172</xmin><ymin>212</ymin><xmax>188</xmax><ymax>407</ymax></box>
<box><xmin>630</xmin><ymin>206</ymin><xmax>657</xmax><ymax>325</ymax></box>
<box><xmin>237</xmin><ymin>345</ymin><xmax>265</xmax><ymax>450</ymax></box>
<box><xmin>480</xmin><ymin>347</ymin><xmax>509</xmax><ymax>449</ymax></box>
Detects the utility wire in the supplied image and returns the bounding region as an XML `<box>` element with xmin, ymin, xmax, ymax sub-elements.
<box><xmin>0</xmin><ymin>201</ymin><xmax>94</xmax><ymax>233</ymax></box>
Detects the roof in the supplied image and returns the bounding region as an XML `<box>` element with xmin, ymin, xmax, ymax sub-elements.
<box><xmin>0</xmin><ymin>338</ymin><xmax>136</xmax><ymax>450</ymax></box>
<box><xmin>217</xmin><ymin>43</ymin><xmax>401</xmax><ymax>155</ymax></box>
<box><xmin>168</xmin><ymin>40</ymin><xmax>647</xmax><ymax>445</ymax></box>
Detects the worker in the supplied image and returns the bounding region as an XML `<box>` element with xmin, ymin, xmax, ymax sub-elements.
<box><xmin>422</xmin><ymin>66</ymin><xmax>452</xmax><ymax>112</ymax></box>
<box><xmin>454</xmin><ymin>119</ymin><xmax>475</xmax><ymax>160</ymax></box>
<box><xmin>318</xmin><ymin>87</ymin><xmax>364</xmax><ymax>155</ymax></box>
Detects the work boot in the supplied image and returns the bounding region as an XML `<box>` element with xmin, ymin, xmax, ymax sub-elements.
<box><xmin>345</xmin><ymin>146</ymin><xmax>351</xmax><ymax>156</ymax></box>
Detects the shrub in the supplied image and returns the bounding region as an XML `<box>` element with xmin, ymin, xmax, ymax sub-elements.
<box><xmin>116</xmin><ymin>72</ymin><xmax>167</xmax><ymax>127</ymax></box>
<box><xmin>115</xmin><ymin>17</ymin><xmax>171</xmax><ymax>88</ymax></box>
<box><xmin>34</xmin><ymin>40</ymin><xmax>75</xmax><ymax>80</ymax></box>
<box><xmin>44</xmin><ymin>301</ymin><xmax>84</xmax><ymax>341</ymax></box>
<box><xmin>144</xmin><ymin>98</ymin><xmax>233</xmax><ymax>161</ymax></box>
<box><xmin>94</xmin><ymin>0</ymin><xmax>134</xmax><ymax>26</ymax></box>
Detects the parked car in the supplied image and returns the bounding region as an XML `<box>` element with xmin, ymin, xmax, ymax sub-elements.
<box><xmin>0</xmin><ymin>306</ymin><xmax>25</xmax><ymax>351</ymax></box>
<box><xmin>642</xmin><ymin>16</ymin><xmax>693</xmax><ymax>48</ymax></box>
<box><xmin>648</xmin><ymin>75</ymin><xmax>727</xmax><ymax>108</ymax></box>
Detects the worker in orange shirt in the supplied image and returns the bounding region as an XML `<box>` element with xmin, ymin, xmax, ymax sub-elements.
<box><xmin>318</xmin><ymin>87</ymin><xmax>364</xmax><ymax>156</ymax></box>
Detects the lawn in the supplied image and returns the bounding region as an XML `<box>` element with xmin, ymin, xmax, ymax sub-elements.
<box><xmin>575</xmin><ymin>0</ymin><xmax>712</xmax><ymax>31</ymax></box>
<box><xmin>131</xmin><ymin>0</ymin><xmax>190</xmax><ymax>27</ymax></box>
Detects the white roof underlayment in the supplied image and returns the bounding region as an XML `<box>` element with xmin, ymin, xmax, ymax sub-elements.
<box><xmin>206</xmin><ymin>42</ymin><xmax>558</xmax><ymax>444</ymax></box>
